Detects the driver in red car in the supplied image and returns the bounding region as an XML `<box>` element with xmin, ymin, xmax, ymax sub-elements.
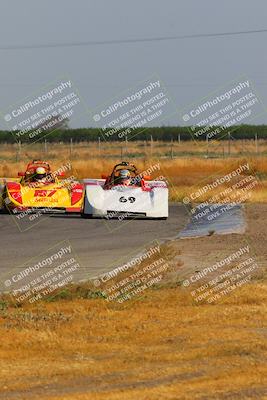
<box><xmin>32</xmin><ymin>167</ymin><xmax>48</xmax><ymax>184</ymax></box>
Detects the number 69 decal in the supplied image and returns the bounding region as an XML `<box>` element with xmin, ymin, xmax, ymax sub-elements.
<box><xmin>119</xmin><ymin>196</ymin><xmax>136</xmax><ymax>203</ymax></box>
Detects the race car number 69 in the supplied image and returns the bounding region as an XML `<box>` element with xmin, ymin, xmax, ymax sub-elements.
<box><xmin>119</xmin><ymin>196</ymin><xmax>136</xmax><ymax>203</ymax></box>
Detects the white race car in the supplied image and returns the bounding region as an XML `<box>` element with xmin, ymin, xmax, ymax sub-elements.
<box><xmin>82</xmin><ymin>162</ymin><xmax>168</xmax><ymax>219</ymax></box>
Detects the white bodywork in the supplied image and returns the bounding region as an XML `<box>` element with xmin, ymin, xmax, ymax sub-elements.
<box><xmin>83</xmin><ymin>179</ymin><xmax>168</xmax><ymax>218</ymax></box>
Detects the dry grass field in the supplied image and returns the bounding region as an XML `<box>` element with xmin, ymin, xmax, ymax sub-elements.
<box><xmin>0</xmin><ymin>281</ymin><xmax>266</xmax><ymax>399</ymax></box>
<box><xmin>0</xmin><ymin>140</ymin><xmax>267</xmax><ymax>202</ymax></box>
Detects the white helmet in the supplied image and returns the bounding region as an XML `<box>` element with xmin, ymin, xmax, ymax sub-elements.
<box><xmin>35</xmin><ymin>166</ymin><xmax>46</xmax><ymax>180</ymax></box>
<box><xmin>119</xmin><ymin>169</ymin><xmax>130</xmax><ymax>179</ymax></box>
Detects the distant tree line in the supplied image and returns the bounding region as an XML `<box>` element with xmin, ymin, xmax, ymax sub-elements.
<box><xmin>0</xmin><ymin>125</ymin><xmax>267</xmax><ymax>143</ymax></box>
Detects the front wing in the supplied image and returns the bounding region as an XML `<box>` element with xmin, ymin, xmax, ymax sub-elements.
<box><xmin>3</xmin><ymin>181</ymin><xmax>83</xmax><ymax>213</ymax></box>
<box><xmin>83</xmin><ymin>180</ymin><xmax>168</xmax><ymax>219</ymax></box>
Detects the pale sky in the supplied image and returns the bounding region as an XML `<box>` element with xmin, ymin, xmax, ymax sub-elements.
<box><xmin>0</xmin><ymin>0</ymin><xmax>267</xmax><ymax>128</ymax></box>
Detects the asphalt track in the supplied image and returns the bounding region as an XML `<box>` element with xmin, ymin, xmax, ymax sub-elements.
<box><xmin>0</xmin><ymin>204</ymin><xmax>189</xmax><ymax>283</ymax></box>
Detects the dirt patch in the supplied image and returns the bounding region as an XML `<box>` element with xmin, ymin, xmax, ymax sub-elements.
<box><xmin>166</xmin><ymin>203</ymin><xmax>267</xmax><ymax>284</ymax></box>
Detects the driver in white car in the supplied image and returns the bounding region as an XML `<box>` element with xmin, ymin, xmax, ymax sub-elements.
<box><xmin>116</xmin><ymin>169</ymin><xmax>132</xmax><ymax>186</ymax></box>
